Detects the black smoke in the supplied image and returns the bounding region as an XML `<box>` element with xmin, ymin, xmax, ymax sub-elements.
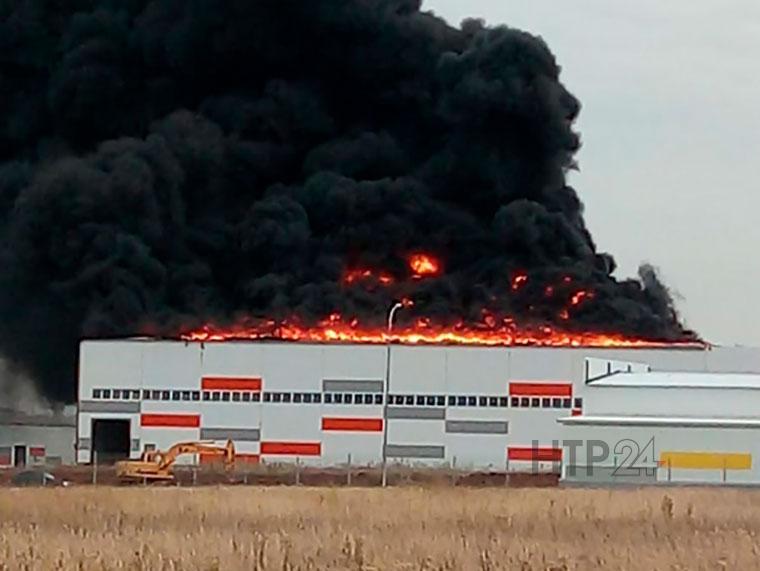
<box><xmin>0</xmin><ymin>0</ymin><xmax>695</xmax><ymax>401</ymax></box>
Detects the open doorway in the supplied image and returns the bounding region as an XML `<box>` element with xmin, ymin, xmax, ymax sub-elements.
<box><xmin>91</xmin><ymin>419</ymin><xmax>130</xmax><ymax>464</ymax></box>
<box><xmin>13</xmin><ymin>445</ymin><xmax>26</xmax><ymax>467</ymax></box>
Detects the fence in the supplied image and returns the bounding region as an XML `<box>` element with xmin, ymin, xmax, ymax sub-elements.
<box><xmin>0</xmin><ymin>453</ymin><xmax>560</xmax><ymax>488</ymax></box>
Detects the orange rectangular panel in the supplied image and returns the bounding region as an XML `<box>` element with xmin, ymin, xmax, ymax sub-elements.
<box><xmin>508</xmin><ymin>447</ymin><xmax>562</xmax><ymax>462</ymax></box>
<box><xmin>140</xmin><ymin>413</ymin><xmax>200</xmax><ymax>428</ymax></box>
<box><xmin>571</xmin><ymin>408</ymin><xmax>583</xmax><ymax>417</ymax></box>
<box><xmin>322</xmin><ymin>417</ymin><xmax>383</xmax><ymax>432</ymax></box>
<box><xmin>509</xmin><ymin>382</ymin><xmax>572</xmax><ymax>397</ymax></box>
<box><xmin>201</xmin><ymin>376</ymin><xmax>262</xmax><ymax>391</ymax></box>
<box><xmin>260</xmin><ymin>441</ymin><xmax>321</xmax><ymax>456</ymax></box>
<box><xmin>235</xmin><ymin>453</ymin><xmax>260</xmax><ymax>464</ymax></box>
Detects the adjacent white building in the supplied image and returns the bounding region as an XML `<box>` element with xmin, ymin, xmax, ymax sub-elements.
<box><xmin>0</xmin><ymin>407</ymin><xmax>76</xmax><ymax>467</ymax></box>
<box><xmin>76</xmin><ymin>339</ymin><xmax>760</xmax><ymax>471</ymax></box>
<box><xmin>559</xmin><ymin>371</ymin><xmax>760</xmax><ymax>485</ymax></box>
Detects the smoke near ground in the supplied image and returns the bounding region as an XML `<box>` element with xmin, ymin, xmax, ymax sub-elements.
<box><xmin>0</xmin><ymin>1</ymin><xmax>694</xmax><ymax>401</ymax></box>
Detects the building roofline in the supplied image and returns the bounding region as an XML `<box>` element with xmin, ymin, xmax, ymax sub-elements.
<box><xmin>558</xmin><ymin>415</ymin><xmax>760</xmax><ymax>429</ymax></box>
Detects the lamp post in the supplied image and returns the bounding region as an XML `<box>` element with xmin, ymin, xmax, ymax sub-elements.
<box><xmin>381</xmin><ymin>301</ymin><xmax>405</xmax><ymax>488</ymax></box>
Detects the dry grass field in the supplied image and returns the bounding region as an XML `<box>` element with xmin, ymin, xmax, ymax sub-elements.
<box><xmin>1</xmin><ymin>486</ymin><xmax>760</xmax><ymax>570</ymax></box>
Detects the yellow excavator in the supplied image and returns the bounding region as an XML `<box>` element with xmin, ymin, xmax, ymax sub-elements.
<box><xmin>116</xmin><ymin>439</ymin><xmax>236</xmax><ymax>483</ymax></box>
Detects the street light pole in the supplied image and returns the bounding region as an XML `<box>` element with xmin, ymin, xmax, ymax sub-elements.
<box><xmin>381</xmin><ymin>301</ymin><xmax>404</xmax><ymax>488</ymax></box>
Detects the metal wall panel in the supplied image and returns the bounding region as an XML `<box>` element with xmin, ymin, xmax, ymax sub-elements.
<box><xmin>389</xmin><ymin>346</ymin><xmax>447</xmax><ymax>393</ymax></box>
<box><xmin>322</xmin><ymin>433</ymin><xmax>382</xmax><ymax>465</ymax></box>
<box><xmin>444</xmin><ymin>347</ymin><xmax>509</xmax><ymax>394</ymax></box>
<box><xmin>387</xmin><ymin>419</ymin><xmax>443</xmax><ymax>446</ymax></box>
<box><xmin>585</xmin><ymin>385</ymin><xmax>760</xmax><ymax>418</ymax></box>
<box><xmin>200</xmin><ymin>342</ymin><xmax>264</xmax><ymax>382</ymax></box>
<box><xmin>261</xmin><ymin>344</ymin><xmax>323</xmax><ymax>391</ymax></box>
<box><xmin>322</xmin><ymin>345</ymin><xmax>386</xmax><ymax>381</ymax></box>
<box><xmin>446</xmin><ymin>420</ymin><xmax>508</xmax><ymax>434</ymax></box>
<box><xmin>79</xmin><ymin>341</ymin><xmax>143</xmax><ymax>397</ymax></box>
<box><xmin>323</xmin><ymin>380</ymin><xmax>383</xmax><ymax>392</ymax></box>
<box><xmin>387</xmin><ymin>407</ymin><xmax>445</xmax><ymax>420</ymax></box>
<box><xmin>79</xmin><ymin>400</ymin><xmax>140</xmax><ymax>414</ymax></box>
<box><xmin>509</xmin><ymin>348</ymin><xmax>575</xmax><ymax>380</ymax></box>
<box><xmin>142</xmin><ymin>342</ymin><xmax>202</xmax><ymax>390</ymax></box>
<box><xmin>385</xmin><ymin>444</ymin><xmax>445</xmax><ymax>459</ymax></box>
<box><xmin>199</xmin><ymin>402</ymin><xmax>261</xmax><ymax>433</ymax></box>
<box><xmin>200</xmin><ymin>427</ymin><xmax>260</xmax><ymax>441</ymax></box>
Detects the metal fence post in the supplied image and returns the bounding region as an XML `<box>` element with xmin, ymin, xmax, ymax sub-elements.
<box><xmin>92</xmin><ymin>450</ymin><xmax>98</xmax><ymax>485</ymax></box>
<box><xmin>504</xmin><ymin>455</ymin><xmax>509</xmax><ymax>487</ymax></box>
<box><xmin>295</xmin><ymin>457</ymin><xmax>301</xmax><ymax>486</ymax></box>
<box><xmin>347</xmin><ymin>453</ymin><xmax>352</xmax><ymax>487</ymax></box>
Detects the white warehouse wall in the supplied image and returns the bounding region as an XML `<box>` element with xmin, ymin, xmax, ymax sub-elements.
<box><xmin>76</xmin><ymin>340</ymin><xmax>760</xmax><ymax>470</ymax></box>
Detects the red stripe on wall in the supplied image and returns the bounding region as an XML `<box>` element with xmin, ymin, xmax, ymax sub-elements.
<box><xmin>141</xmin><ymin>413</ymin><xmax>200</xmax><ymax>428</ymax></box>
<box><xmin>322</xmin><ymin>417</ymin><xmax>383</xmax><ymax>432</ymax></box>
<box><xmin>508</xmin><ymin>447</ymin><xmax>563</xmax><ymax>462</ymax></box>
<box><xmin>571</xmin><ymin>408</ymin><xmax>582</xmax><ymax>417</ymax></box>
<box><xmin>29</xmin><ymin>446</ymin><xmax>45</xmax><ymax>458</ymax></box>
<box><xmin>0</xmin><ymin>455</ymin><xmax>10</xmax><ymax>466</ymax></box>
<box><xmin>509</xmin><ymin>382</ymin><xmax>572</xmax><ymax>397</ymax></box>
<box><xmin>236</xmin><ymin>453</ymin><xmax>260</xmax><ymax>464</ymax></box>
<box><xmin>261</xmin><ymin>441</ymin><xmax>321</xmax><ymax>456</ymax></box>
<box><xmin>201</xmin><ymin>377</ymin><xmax>262</xmax><ymax>391</ymax></box>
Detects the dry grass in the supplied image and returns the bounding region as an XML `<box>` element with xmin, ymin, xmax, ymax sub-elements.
<box><xmin>2</xmin><ymin>486</ymin><xmax>760</xmax><ymax>570</ymax></box>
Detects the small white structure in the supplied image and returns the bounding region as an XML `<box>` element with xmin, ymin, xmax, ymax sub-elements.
<box><xmin>559</xmin><ymin>370</ymin><xmax>760</xmax><ymax>485</ymax></box>
<box><xmin>0</xmin><ymin>407</ymin><xmax>76</xmax><ymax>467</ymax></box>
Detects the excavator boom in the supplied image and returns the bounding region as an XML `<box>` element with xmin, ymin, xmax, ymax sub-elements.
<box><xmin>116</xmin><ymin>439</ymin><xmax>236</xmax><ymax>483</ymax></box>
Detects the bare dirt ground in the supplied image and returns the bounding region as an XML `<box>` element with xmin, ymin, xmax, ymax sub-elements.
<box><xmin>0</xmin><ymin>464</ymin><xmax>560</xmax><ymax>488</ymax></box>
<box><xmin>1</xmin><ymin>486</ymin><xmax>759</xmax><ymax>570</ymax></box>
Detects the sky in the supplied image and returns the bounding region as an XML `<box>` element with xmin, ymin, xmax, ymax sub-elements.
<box><xmin>425</xmin><ymin>0</ymin><xmax>760</xmax><ymax>347</ymax></box>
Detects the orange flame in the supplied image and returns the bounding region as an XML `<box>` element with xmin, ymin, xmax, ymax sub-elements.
<box><xmin>343</xmin><ymin>268</ymin><xmax>394</xmax><ymax>286</ymax></box>
<box><xmin>511</xmin><ymin>272</ymin><xmax>528</xmax><ymax>291</ymax></box>
<box><xmin>409</xmin><ymin>254</ymin><xmax>440</xmax><ymax>277</ymax></box>
<box><xmin>570</xmin><ymin>290</ymin><xmax>594</xmax><ymax>306</ymax></box>
<box><xmin>182</xmin><ymin>314</ymin><xmax>705</xmax><ymax>349</ymax></box>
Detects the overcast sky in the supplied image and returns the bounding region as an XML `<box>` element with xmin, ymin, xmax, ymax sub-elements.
<box><xmin>425</xmin><ymin>0</ymin><xmax>760</xmax><ymax>347</ymax></box>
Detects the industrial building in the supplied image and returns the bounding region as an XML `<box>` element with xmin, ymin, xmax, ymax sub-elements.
<box><xmin>76</xmin><ymin>339</ymin><xmax>760</xmax><ymax>470</ymax></box>
<box><xmin>559</xmin><ymin>371</ymin><xmax>760</xmax><ymax>485</ymax></box>
<box><xmin>0</xmin><ymin>407</ymin><xmax>76</xmax><ymax>467</ymax></box>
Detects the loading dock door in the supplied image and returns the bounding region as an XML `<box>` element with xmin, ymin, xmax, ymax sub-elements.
<box><xmin>91</xmin><ymin>419</ymin><xmax>130</xmax><ymax>463</ymax></box>
<box><xmin>13</xmin><ymin>445</ymin><xmax>26</xmax><ymax>467</ymax></box>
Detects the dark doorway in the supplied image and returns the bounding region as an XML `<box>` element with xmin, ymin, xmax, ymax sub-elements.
<box><xmin>13</xmin><ymin>445</ymin><xmax>26</xmax><ymax>467</ymax></box>
<box><xmin>91</xmin><ymin>419</ymin><xmax>130</xmax><ymax>464</ymax></box>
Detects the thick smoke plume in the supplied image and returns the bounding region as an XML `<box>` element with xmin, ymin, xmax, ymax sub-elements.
<box><xmin>0</xmin><ymin>1</ymin><xmax>694</xmax><ymax>401</ymax></box>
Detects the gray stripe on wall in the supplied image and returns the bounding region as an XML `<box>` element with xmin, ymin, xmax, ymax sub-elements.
<box><xmin>385</xmin><ymin>444</ymin><xmax>445</xmax><ymax>459</ymax></box>
<box><xmin>563</xmin><ymin>465</ymin><xmax>657</xmax><ymax>485</ymax></box>
<box><xmin>387</xmin><ymin>407</ymin><xmax>445</xmax><ymax>420</ymax></box>
<box><xmin>445</xmin><ymin>420</ymin><xmax>509</xmax><ymax>434</ymax></box>
<box><xmin>78</xmin><ymin>438</ymin><xmax>91</xmax><ymax>451</ymax></box>
<box><xmin>79</xmin><ymin>400</ymin><xmax>140</xmax><ymax>414</ymax></box>
<box><xmin>200</xmin><ymin>427</ymin><xmax>261</xmax><ymax>441</ymax></box>
<box><xmin>322</xmin><ymin>379</ymin><xmax>384</xmax><ymax>393</ymax></box>
<box><xmin>131</xmin><ymin>439</ymin><xmax>141</xmax><ymax>452</ymax></box>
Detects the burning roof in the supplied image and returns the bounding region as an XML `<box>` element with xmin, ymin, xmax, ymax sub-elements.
<box><xmin>0</xmin><ymin>1</ymin><xmax>697</xmax><ymax>401</ymax></box>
